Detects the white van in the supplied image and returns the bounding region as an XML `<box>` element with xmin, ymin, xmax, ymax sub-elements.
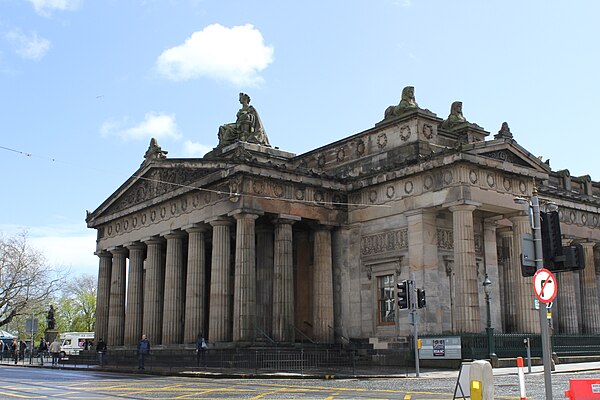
<box><xmin>59</xmin><ymin>332</ymin><xmax>94</xmax><ymax>357</ymax></box>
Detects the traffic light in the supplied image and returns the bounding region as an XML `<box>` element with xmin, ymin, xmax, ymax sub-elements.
<box><xmin>397</xmin><ymin>280</ymin><xmax>410</xmax><ymax>309</ymax></box>
<box><xmin>417</xmin><ymin>288</ymin><xmax>426</xmax><ymax>308</ymax></box>
<box><xmin>540</xmin><ymin>211</ymin><xmax>563</xmax><ymax>268</ymax></box>
<box><xmin>561</xmin><ymin>243</ymin><xmax>585</xmax><ymax>272</ymax></box>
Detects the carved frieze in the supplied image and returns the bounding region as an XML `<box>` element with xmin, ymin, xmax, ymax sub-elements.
<box><xmin>437</xmin><ymin>228</ymin><xmax>482</xmax><ymax>254</ymax></box>
<box><xmin>361</xmin><ymin>229</ymin><xmax>408</xmax><ymax>256</ymax></box>
<box><xmin>481</xmin><ymin>150</ymin><xmax>531</xmax><ymax>168</ymax></box>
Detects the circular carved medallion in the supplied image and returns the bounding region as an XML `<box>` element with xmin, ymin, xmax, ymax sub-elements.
<box><xmin>487</xmin><ymin>174</ymin><xmax>495</xmax><ymax>187</ymax></box>
<box><xmin>469</xmin><ymin>170</ymin><xmax>478</xmax><ymax>184</ymax></box>
<box><xmin>124</xmin><ymin>220</ymin><xmax>129</xmax><ymax>230</ymax></box>
<box><xmin>519</xmin><ymin>181</ymin><xmax>526</xmax><ymax>194</ymax></box>
<box><xmin>400</xmin><ymin>125</ymin><xmax>411</xmax><ymax>141</ymax></box>
<box><xmin>404</xmin><ymin>181</ymin><xmax>413</xmax><ymax>194</ymax></box>
<box><xmin>570</xmin><ymin>211</ymin><xmax>576</xmax><ymax>222</ymax></box>
<box><xmin>377</xmin><ymin>133</ymin><xmax>387</xmax><ymax>149</ymax></box>
<box><xmin>132</xmin><ymin>217</ymin><xmax>138</xmax><ymax>228</ymax></box>
<box><xmin>424</xmin><ymin>175</ymin><xmax>433</xmax><ymax>190</ymax></box>
<box><xmin>192</xmin><ymin>194</ymin><xmax>200</xmax><ymax>207</ymax></box>
<box><xmin>253</xmin><ymin>180</ymin><xmax>265</xmax><ymax>194</ymax></box>
<box><xmin>582</xmin><ymin>213</ymin><xmax>588</xmax><ymax>225</ymax></box>
<box><xmin>150</xmin><ymin>210</ymin><xmax>156</xmax><ymax>222</ymax></box>
<box><xmin>356</xmin><ymin>140</ymin><xmax>365</xmax><ymax>156</ymax></box>
<box><xmin>170</xmin><ymin>203</ymin><xmax>177</xmax><ymax>215</ymax></box>
<box><xmin>423</xmin><ymin>124</ymin><xmax>433</xmax><ymax>139</ymax></box>
<box><xmin>141</xmin><ymin>213</ymin><xmax>147</xmax><ymax>225</ymax></box>
<box><xmin>386</xmin><ymin>186</ymin><xmax>395</xmax><ymax>199</ymax></box>
<box><xmin>337</xmin><ymin>148</ymin><xmax>346</xmax><ymax>162</ymax></box>
<box><xmin>317</xmin><ymin>155</ymin><xmax>326</xmax><ymax>168</ymax></box>
<box><xmin>160</xmin><ymin>207</ymin><xmax>166</xmax><ymax>218</ymax></box>
<box><xmin>274</xmin><ymin>184</ymin><xmax>284</xmax><ymax>198</ymax></box>
<box><xmin>181</xmin><ymin>198</ymin><xmax>187</xmax><ymax>211</ymax></box>
<box><xmin>108</xmin><ymin>225</ymin><xmax>113</xmax><ymax>235</ymax></box>
<box><xmin>333</xmin><ymin>194</ymin><xmax>342</xmax><ymax>204</ymax></box>
<box><xmin>205</xmin><ymin>193</ymin><xmax>211</xmax><ymax>204</ymax></box>
<box><xmin>444</xmin><ymin>171</ymin><xmax>453</xmax><ymax>185</ymax></box>
<box><xmin>503</xmin><ymin>178</ymin><xmax>511</xmax><ymax>191</ymax></box>
<box><xmin>369</xmin><ymin>190</ymin><xmax>377</xmax><ymax>203</ymax></box>
<box><xmin>314</xmin><ymin>191</ymin><xmax>324</xmax><ymax>203</ymax></box>
<box><xmin>296</xmin><ymin>188</ymin><xmax>304</xmax><ymax>200</ymax></box>
<box><xmin>594</xmin><ymin>216</ymin><xmax>599</xmax><ymax>226</ymax></box>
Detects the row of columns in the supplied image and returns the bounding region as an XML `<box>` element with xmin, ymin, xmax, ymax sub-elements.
<box><xmin>95</xmin><ymin>215</ymin><xmax>335</xmax><ymax>347</ymax></box>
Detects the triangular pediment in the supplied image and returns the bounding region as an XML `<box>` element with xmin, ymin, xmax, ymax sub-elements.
<box><xmin>466</xmin><ymin>139</ymin><xmax>551</xmax><ymax>173</ymax></box>
<box><xmin>87</xmin><ymin>160</ymin><xmax>230</xmax><ymax>225</ymax></box>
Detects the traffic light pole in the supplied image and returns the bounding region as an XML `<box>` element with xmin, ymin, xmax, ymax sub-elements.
<box><xmin>531</xmin><ymin>189</ymin><xmax>553</xmax><ymax>400</ymax></box>
<box><xmin>410</xmin><ymin>274</ymin><xmax>420</xmax><ymax>378</ymax></box>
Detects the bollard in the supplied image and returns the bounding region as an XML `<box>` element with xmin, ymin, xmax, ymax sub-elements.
<box><xmin>469</xmin><ymin>360</ymin><xmax>494</xmax><ymax>399</ymax></box>
<box><xmin>516</xmin><ymin>357</ymin><xmax>526</xmax><ymax>400</ymax></box>
<box><xmin>564</xmin><ymin>379</ymin><xmax>600</xmax><ymax>399</ymax></box>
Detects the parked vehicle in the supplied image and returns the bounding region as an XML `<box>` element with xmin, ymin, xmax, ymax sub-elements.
<box><xmin>59</xmin><ymin>332</ymin><xmax>94</xmax><ymax>357</ymax></box>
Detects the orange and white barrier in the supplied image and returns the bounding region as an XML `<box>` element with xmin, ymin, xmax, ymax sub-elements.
<box><xmin>564</xmin><ymin>379</ymin><xmax>600</xmax><ymax>399</ymax></box>
<box><xmin>516</xmin><ymin>357</ymin><xmax>526</xmax><ymax>400</ymax></box>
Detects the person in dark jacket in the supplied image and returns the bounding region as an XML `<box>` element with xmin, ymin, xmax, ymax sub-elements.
<box><xmin>195</xmin><ymin>333</ymin><xmax>208</xmax><ymax>367</ymax></box>
<box><xmin>38</xmin><ymin>338</ymin><xmax>48</xmax><ymax>365</ymax></box>
<box><xmin>137</xmin><ymin>334</ymin><xmax>150</xmax><ymax>370</ymax></box>
<box><xmin>10</xmin><ymin>339</ymin><xmax>18</xmax><ymax>364</ymax></box>
<box><xmin>96</xmin><ymin>338</ymin><xmax>107</xmax><ymax>367</ymax></box>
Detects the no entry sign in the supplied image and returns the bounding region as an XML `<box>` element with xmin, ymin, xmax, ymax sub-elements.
<box><xmin>533</xmin><ymin>268</ymin><xmax>558</xmax><ymax>303</ymax></box>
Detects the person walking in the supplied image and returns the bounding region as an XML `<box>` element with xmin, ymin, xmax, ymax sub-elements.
<box><xmin>18</xmin><ymin>340</ymin><xmax>26</xmax><ymax>363</ymax></box>
<box><xmin>38</xmin><ymin>338</ymin><xmax>48</xmax><ymax>365</ymax></box>
<box><xmin>49</xmin><ymin>337</ymin><xmax>61</xmax><ymax>366</ymax></box>
<box><xmin>195</xmin><ymin>333</ymin><xmax>208</xmax><ymax>367</ymax></box>
<box><xmin>137</xmin><ymin>334</ymin><xmax>150</xmax><ymax>370</ymax></box>
<box><xmin>96</xmin><ymin>338</ymin><xmax>107</xmax><ymax>367</ymax></box>
<box><xmin>10</xmin><ymin>338</ymin><xmax>18</xmax><ymax>364</ymax></box>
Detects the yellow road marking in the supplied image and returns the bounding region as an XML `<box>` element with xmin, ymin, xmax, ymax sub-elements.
<box><xmin>324</xmin><ymin>392</ymin><xmax>340</xmax><ymax>400</ymax></box>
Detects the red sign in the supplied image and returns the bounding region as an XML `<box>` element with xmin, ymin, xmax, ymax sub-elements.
<box><xmin>533</xmin><ymin>268</ymin><xmax>557</xmax><ymax>303</ymax></box>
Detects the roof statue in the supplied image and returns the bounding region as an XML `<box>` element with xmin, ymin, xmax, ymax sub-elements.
<box><xmin>218</xmin><ymin>93</ymin><xmax>270</xmax><ymax>148</ymax></box>
<box><xmin>384</xmin><ymin>86</ymin><xmax>419</xmax><ymax>119</ymax></box>
<box><xmin>441</xmin><ymin>101</ymin><xmax>467</xmax><ymax>130</ymax></box>
<box><xmin>47</xmin><ymin>305</ymin><xmax>56</xmax><ymax>330</ymax></box>
<box><xmin>144</xmin><ymin>138</ymin><xmax>168</xmax><ymax>161</ymax></box>
<box><xmin>494</xmin><ymin>121</ymin><xmax>513</xmax><ymax>139</ymax></box>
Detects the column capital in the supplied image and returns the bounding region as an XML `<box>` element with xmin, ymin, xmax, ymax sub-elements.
<box><xmin>109</xmin><ymin>247</ymin><xmax>129</xmax><ymax>256</ymax></box>
<box><xmin>183</xmin><ymin>223</ymin><xmax>209</xmax><ymax>233</ymax></box>
<box><xmin>162</xmin><ymin>230</ymin><xmax>186</xmax><ymax>240</ymax></box>
<box><xmin>142</xmin><ymin>236</ymin><xmax>165</xmax><ymax>245</ymax></box>
<box><xmin>497</xmin><ymin>226</ymin><xmax>513</xmax><ymax>238</ymax></box>
<box><xmin>448</xmin><ymin>203</ymin><xmax>478</xmax><ymax>213</ymax></box>
<box><xmin>509</xmin><ymin>214</ymin><xmax>531</xmax><ymax>224</ymax></box>
<box><xmin>207</xmin><ymin>216</ymin><xmax>233</xmax><ymax>227</ymax></box>
<box><xmin>230</xmin><ymin>210</ymin><xmax>261</xmax><ymax>220</ymax></box>
<box><xmin>95</xmin><ymin>250</ymin><xmax>113</xmax><ymax>258</ymax></box>
<box><xmin>125</xmin><ymin>242</ymin><xmax>145</xmax><ymax>251</ymax></box>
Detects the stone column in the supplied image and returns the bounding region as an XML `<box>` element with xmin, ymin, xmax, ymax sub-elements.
<box><xmin>556</xmin><ymin>270</ymin><xmax>579</xmax><ymax>334</ymax></box>
<box><xmin>406</xmin><ymin>210</ymin><xmax>439</xmax><ymax>332</ymax></box>
<box><xmin>256</xmin><ymin>225</ymin><xmax>274</xmax><ymax>339</ymax></box>
<box><xmin>162</xmin><ymin>231</ymin><xmax>186</xmax><ymax>344</ymax></box>
<box><xmin>107</xmin><ymin>247</ymin><xmax>127</xmax><ymax>346</ymax></box>
<box><xmin>233</xmin><ymin>212</ymin><xmax>259</xmax><ymax>343</ymax></box>
<box><xmin>124</xmin><ymin>242</ymin><xmax>145</xmax><ymax>346</ymax></box>
<box><xmin>497</xmin><ymin>228</ymin><xmax>516</xmax><ymax>333</ymax></box>
<box><xmin>580</xmin><ymin>242</ymin><xmax>600</xmax><ymax>333</ymax></box>
<box><xmin>313</xmin><ymin>227</ymin><xmax>334</xmax><ymax>343</ymax></box>
<box><xmin>95</xmin><ymin>251</ymin><xmax>112</xmax><ymax>345</ymax></box>
<box><xmin>273</xmin><ymin>218</ymin><xmax>296</xmax><ymax>342</ymax></box>
<box><xmin>449</xmin><ymin>204</ymin><xmax>480</xmax><ymax>333</ymax></box>
<box><xmin>209</xmin><ymin>217</ymin><xmax>233</xmax><ymax>342</ymax></box>
<box><xmin>511</xmin><ymin>214</ymin><xmax>539</xmax><ymax>333</ymax></box>
<box><xmin>142</xmin><ymin>237</ymin><xmax>165</xmax><ymax>345</ymax></box>
<box><xmin>184</xmin><ymin>224</ymin><xmax>208</xmax><ymax>344</ymax></box>
<box><xmin>483</xmin><ymin>220</ymin><xmax>502</xmax><ymax>331</ymax></box>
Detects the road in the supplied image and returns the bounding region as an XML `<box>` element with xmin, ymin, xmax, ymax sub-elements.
<box><xmin>0</xmin><ymin>364</ymin><xmax>598</xmax><ymax>399</ymax></box>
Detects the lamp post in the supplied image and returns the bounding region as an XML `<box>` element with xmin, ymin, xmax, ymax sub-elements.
<box><xmin>482</xmin><ymin>274</ymin><xmax>496</xmax><ymax>360</ymax></box>
<box><xmin>515</xmin><ymin>185</ymin><xmax>553</xmax><ymax>400</ymax></box>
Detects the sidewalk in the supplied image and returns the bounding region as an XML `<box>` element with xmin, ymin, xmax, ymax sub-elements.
<box><xmin>3</xmin><ymin>357</ymin><xmax>600</xmax><ymax>380</ymax></box>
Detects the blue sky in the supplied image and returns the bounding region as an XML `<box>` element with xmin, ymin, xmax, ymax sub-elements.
<box><xmin>1</xmin><ymin>0</ymin><xmax>599</xmax><ymax>275</ymax></box>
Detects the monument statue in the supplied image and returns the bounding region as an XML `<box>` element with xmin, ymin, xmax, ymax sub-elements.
<box><xmin>384</xmin><ymin>86</ymin><xmax>419</xmax><ymax>119</ymax></box>
<box><xmin>494</xmin><ymin>121</ymin><xmax>513</xmax><ymax>139</ymax></box>
<box><xmin>218</xmin><ymin>93</ymin><xmax>270</xmax><ymax>147</ymax></box>
<box><xmin>441</xmin><ymin>101</ymin><xmax>467</xmax><ymax>129</ymax></box>
<box><xmin>47</xmin><ymin>305</ymin><xmax>56</xmax><ymax>330</ymax></box>
<box><xmin>144</xmin><ymin>138</ymin><xmax>168</xmax><ymax>161</ymax></box>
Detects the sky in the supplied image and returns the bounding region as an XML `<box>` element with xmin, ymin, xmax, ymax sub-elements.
<box><xmin>1</xmin><ymin>0</ymin><xmax>600</xmax><ymax>276</ymax></box>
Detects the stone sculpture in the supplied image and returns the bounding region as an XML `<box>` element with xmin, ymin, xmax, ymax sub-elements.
<box><xmin>218</xmin><ymin>93</ymin><xmax>270</xmax><ymax>147</ymax></box>
<box><xmin>144</xmin><ymin>138</ymin><xmax>168</xmax><ymax>161</ymax></box>
<box><xmin>441</xmin><ymin>101</ymin><xmax>467</xmax><ymax>130</ymax></box>
<box><xmin>384</xmin><ymin>86</ymin><xmax>419</xmax><ymax>119</ymax></box>
<box><xmin>494</xmin><ymin>121</ymin><xmax>513</xmax><ymax>139</ymax></box>
<box><xmin>47</xmin><ymin>305</ymin><xmax>56</xmax><ymax>330</ymax></box>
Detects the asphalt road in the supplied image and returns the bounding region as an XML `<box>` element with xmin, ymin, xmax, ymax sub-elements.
<box><xmin>0</xmin><ymin>364</ymin><xmax>598</xmax><ymax>399</ymax></box>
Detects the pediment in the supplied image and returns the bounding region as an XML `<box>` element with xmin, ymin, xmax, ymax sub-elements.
<box><xmin>467</xmin><ymin>139</ymin><xmax>551</xmax><ymax>173</ymax></box>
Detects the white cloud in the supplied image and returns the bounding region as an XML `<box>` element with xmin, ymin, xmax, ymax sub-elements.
<box><xmin>100</xmin><ymin>112</ymin><xmax>182</xmax><ymax>141</ymax></box>
<box><xmin>5</xmin><ymin>30</ymin><xmax>51</xmax><ymax>61</ymax></box>
<box><xmin>156</xmin><ymin>23</ymin><xmax>274</xmax><ymax>86</ymax></box>
<box><xmin>181</xmin><ymin>140</ymin><xmax>212</xmax><ymax>157</ymax></box>
<box><xmin>27</xmin><ymin>0</ymin><xmax>81</xmax><ymax>17</ymax></box>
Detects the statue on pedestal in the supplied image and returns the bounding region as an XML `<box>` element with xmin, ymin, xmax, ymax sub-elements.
<box><xmin>47</xmin><ymin>305</ymin><xmax>55</xmax><ymax>330</ymax></box>
<box><xmin>218</xmin><ymin>93</ymin><xmax>270</xmax><ymax>147</ymax></box>
<box><xmin>384</xmin><ymin>86</ymin><xmax>419</xmax><ymax>119</ymax></box>
<box><xmin>441</xmin><ymin>101</ymin><xmax>467</xmax><ymax>130</ymax></box>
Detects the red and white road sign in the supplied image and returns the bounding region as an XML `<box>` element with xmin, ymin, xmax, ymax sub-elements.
<box><xmin>533</xmin><ymin>268</ymin><xmax>558</xmax><ymax>303</ymax></box>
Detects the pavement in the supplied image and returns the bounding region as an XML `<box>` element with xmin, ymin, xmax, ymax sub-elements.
<box><xmin>2</xmin><ymin>357</ymin><xmax>600</xmax><ymax>380</ymax></box>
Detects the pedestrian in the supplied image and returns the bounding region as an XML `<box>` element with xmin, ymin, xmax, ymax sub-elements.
<box><xmin>49</xmin><ymin>337</ymin><xmax>61</xmax><ymax>366</ymax></box>
<box><xmin>137</xmin><ymin>334</ymin><xmax>150</xmax><ymax>370</ymax></box>
<box><xmin>38</xmin><ymin>338</ymin><xmax>48</xmax><ymax>365</ymax></box>
<box><xmin>195</xmin><ymin>333</ymin><xmax>208</xmax><ymax>367</ymax></box>
<box><xmin>10</xmin><ymin>338</ymin><xmax>18</xmax><ymax>364</ymax></box>
<box><xmin>0</xmin><ymin>340</ymin><xmax>4</xmax><ymax>361</ymax></box>
<box><xmin>18</xmin><ymin>340</ymin><xmax>27</xmax><ymax>363</ymax></box>
<box><xmin>96</xmin><ymin>338</ymin><xmax>107</xmax><ymax>367</ymax></box>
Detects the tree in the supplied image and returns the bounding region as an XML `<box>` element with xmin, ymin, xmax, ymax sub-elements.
<box><xmin>0</xmin><ymin>231</ymin><xmax>64</xmax><ymax>328</ymax></box>
<box><xmin>56</xmin><ymin>274</ymin><xmax>97</xmax><ymax>332</ymax></box>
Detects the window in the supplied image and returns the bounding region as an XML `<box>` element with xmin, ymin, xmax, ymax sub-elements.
<box><xmin>378</xmin><ymin>274</ymin><xmax>395</xmax><ymax>324</ymax></box>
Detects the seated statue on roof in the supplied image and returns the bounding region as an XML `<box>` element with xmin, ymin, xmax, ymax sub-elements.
<box><xmin>218</xmin><ymin>93</ymin><xmax>271</xmax><ymax>147</ymax></box>
<box><xmin>384</xmin><ymin>86</ymin><xmax>419</xmax><ymax>119</ymax></box>
<box><xmin>440</xmin><ymin>101</ymin><xmax>467</xmax><ymax>130</ymax></box>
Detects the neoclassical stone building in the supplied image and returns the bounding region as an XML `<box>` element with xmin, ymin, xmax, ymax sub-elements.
<box><xmin>87</xmin><ymin>88</ymin><xmax>600</xmax><ymax>348</ymax></box>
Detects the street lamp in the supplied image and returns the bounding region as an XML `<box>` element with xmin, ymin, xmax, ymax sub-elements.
<box><xmin>514</xmin><ymin>185</ymin><xmax>553</xmax><ymax>400</ymax></box>
<box><xmin>482</xmin><ymin>274</ymin><xmax>496</xmax><ymax>360</ymax></box>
